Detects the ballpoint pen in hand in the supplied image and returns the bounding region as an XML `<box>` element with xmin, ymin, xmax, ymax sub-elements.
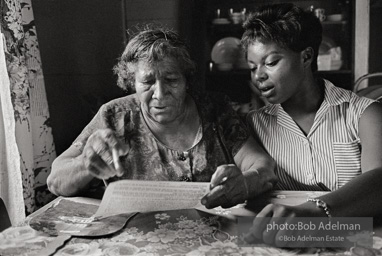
<box><xmin>103</xmin><ymin>148</ymin><xmax>123</xmax><ymax>187</ymax></box>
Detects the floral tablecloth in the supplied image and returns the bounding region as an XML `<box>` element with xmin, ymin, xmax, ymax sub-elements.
<box><xmin>2</xmin><ymin>210</ymin><xmax>382</xmax><ymax>256</ymax></box>
<box><xmin>1</xmin><ymin>193</ymin><xmax>382</xmax><ymax>256</ymax></box>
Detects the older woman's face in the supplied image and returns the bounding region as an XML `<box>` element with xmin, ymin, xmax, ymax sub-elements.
<box><xmin>134</xmin><ymin>57</ymin><xmax>188</xmax><ymax>124</ymax></box>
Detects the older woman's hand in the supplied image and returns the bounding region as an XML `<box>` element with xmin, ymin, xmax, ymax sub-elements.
<box><xmin>82</xmin><ymin>129</ymin><xmax>130</xmax><ymax>180</ymax></box>
<box><xmin>201</xmin><ymin>164</ymin><xmax>249</xmax><ymax>209</ymax></box>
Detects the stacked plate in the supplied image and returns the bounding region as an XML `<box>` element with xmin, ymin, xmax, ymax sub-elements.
<box><xmin>211</xmin><ymin>37</ymin><xmax>248</xmax><ymax>71</ymax></box>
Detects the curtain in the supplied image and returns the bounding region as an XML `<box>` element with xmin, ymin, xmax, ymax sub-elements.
<box><xmin>1</xmin><ymin>0</ymin><xmax>56</xmax><ymax>223</ymax></box>
<box><xmin>0</xmin><ymin>32</ymin><xmax>25</xmax><ymax>225</ymax></box>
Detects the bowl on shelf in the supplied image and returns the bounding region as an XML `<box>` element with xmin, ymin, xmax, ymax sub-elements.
<box><xmin>215</xmin><ymin>63</ymin><xmax>234</xmax><ymax>71</ymax></box>
<box><xmin>212</xmin><ymin>18</ymin><xmax>230</xmax><ymax>25</ymax></box>
<box><xmin>326</xmin><ymin>14</ymin><xmax>343</xmax><ymax>22</ymax></box>
<box><xmin>230</xmin><ymin>12</ymin><xmax>244</xmax><ymax>24</ymax></box>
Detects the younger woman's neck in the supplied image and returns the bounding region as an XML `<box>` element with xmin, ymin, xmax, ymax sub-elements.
<box><xmin>282</xmin><ymin>77</ymin><xmax>324</xmax><ymax>116</ymax></box>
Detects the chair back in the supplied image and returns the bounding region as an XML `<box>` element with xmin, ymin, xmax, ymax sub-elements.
<box><xmin>0</xmin><ymin>198</ymin><xmax>12</xmax><ymax>231</ymax></box>
<box><xmin>353</xmin><ymin>72</ymin><xmax>382</xmax><ymax>101</ymax></box>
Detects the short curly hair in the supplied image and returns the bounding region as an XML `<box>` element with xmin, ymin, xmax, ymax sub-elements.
<box><xmin>113</xmin><ymin>25</ymin><xmax>197</xmax><ymax>92</ymax></box>
<box><xmin>241</xmin><ymin>3</ymin><xmax>322</xmax><ymax>72</ymax></box>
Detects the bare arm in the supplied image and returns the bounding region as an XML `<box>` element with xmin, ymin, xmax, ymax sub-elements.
<box><xmin>314</xmin><ymin>101</ymin><xmax>382</xmax><ymax>217</ymax></box>
<box><xmin>233</xmin><ymin>136</ymin><xmax>278</xmax><ymax>198</ymax></box>
<box><xmin>48</xmin><ymin>129</ymin><xmax>130</xmax><ymax>197</ymax></box>
<box><xmin>48</xmin><ymin>145</ymin><xmax>94</xmax><ymax>197</ymax></box>
<box><xmin>359</xmin><ymin>102</ymin><xmax>382</xmax><ymax>172</ymax></box>
<box><xmin>201</xmin><ymin>136</ymin><xmax>277</xmax><ymax>208</ymax></box>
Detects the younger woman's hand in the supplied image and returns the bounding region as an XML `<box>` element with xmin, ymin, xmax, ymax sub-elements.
<box><xmin>82</xmin><ymin>129</ymin><xmax>130</xmax><ymax>180</ymax></box>
<box><xmin>244</xmin><ymin>202</ymin><xmax>327</xmax><ymax>247</ymax></box>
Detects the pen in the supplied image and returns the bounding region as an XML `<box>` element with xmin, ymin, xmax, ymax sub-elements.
<box><xmin>103</xmin><ymin>148</ymin><xmax>123</xmax><ymax>188</ymax></box>
<box><xmin>112</xmin><ymin>147</ymin><xmax>124</xmax><ymax>177</ymax></box>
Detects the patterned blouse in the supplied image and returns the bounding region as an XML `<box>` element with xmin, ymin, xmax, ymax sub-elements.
<box><xmin>248</xmin><ymin>80</ymin><xmax>375</xmax><ymax>191</ymax></box>
<box><xmin>73</xmin><ymin>92</ymin><xmax>249</xmax><ymax>183</ymax></box>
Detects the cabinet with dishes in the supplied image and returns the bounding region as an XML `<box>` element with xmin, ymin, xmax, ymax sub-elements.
<box><xmin>200</xmin><ymin>0</ymin><xmax>366</xmax><ymax>105</ymax></box>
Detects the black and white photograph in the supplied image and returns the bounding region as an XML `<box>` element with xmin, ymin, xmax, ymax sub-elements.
<box><xmin>1</xmin><ymin>0</ymin><xmax>382</xmax><ymax>255</ymax></box>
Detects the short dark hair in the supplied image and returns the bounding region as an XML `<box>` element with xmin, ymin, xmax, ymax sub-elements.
<box><xmin>241</xmin><ymin>3</ymin><xmax>322</xmax><ymax>72</ymax></box>
<box><xmin>113</xmin><ymin>25</ymin><xmax>197</xmax><ymax>92</ymax></box>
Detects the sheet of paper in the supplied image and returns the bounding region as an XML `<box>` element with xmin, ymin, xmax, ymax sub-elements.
<box><xmin>94</xmin><ymin>180</ymin><xmax>210</xmax><ymax>218</ymax></box>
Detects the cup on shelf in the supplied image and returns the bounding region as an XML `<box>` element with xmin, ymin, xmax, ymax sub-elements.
<box><xmin>231</xmin><ymin>13</ymin><xmax>243</xmax><ymax>24</ymax></box>
<box><xmin>314</xmin><ymin>8</ymin><xmax>326</xmax><ymax>22</ymax></box>
<box><xmin>216</xmin><ymin>8</ymin><xmax>221</xmax><ymax>18</ymax></box>
<box><xmin>229</xmin><ymin>8</ymin><xmax>246</xmax><ymax>24</ymax></box>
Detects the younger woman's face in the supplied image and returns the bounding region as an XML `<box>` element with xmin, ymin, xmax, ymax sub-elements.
<box><xmin>134</xmin><ymin>57</ymin><xmax>188</xmax><ymax>124</ymax></box>
<box><xmin>246</xmin><ymin>41</ymin><xmax>306</xmax><ymax>105</ymax></box>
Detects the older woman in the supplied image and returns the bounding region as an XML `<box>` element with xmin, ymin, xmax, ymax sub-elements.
<box><xmin>47</xmin><ymin>27</ymin><xmax>277</xmax><ymax>208</ymax></box>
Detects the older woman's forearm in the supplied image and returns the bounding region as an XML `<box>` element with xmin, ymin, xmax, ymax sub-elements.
<box><xmin>234</xmin><ymin>137</ymin><xmax>278</xmax><ymax>199</ymax></box>
<box><xmin>48</xmin><ymin>155</ymin><xmax>94</xmax><ymax>197</ymax></box>
<box><xmin>243</xmin><ymin>163</ymin><xmax>277</xmax><ymax>199</ymax></box>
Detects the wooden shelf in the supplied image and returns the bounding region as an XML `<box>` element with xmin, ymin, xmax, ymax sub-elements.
<box><xmin>322</xmin><ymin>20</ymin><xmax>348</xmax><ymax>25</ymax></box>
<box><xmin>208</xmin><ymin>69</ymin><xmax>249</xmax><ymax>75</ymax></box>
<box><xmin>199</xmin><ymin>0</ymin><xmax>364</xmax><ymax>94</ymax></box>
<box><xmin>317</xmin><ymin>69</ymin><xmax>352</xmax><ymax>74</ymax></box>
<box><xmin>207</xmin><ymin>69</ymin><xmax>352</xmax><ymax>76</ymax></box>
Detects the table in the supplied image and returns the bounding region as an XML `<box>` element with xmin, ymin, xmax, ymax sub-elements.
<box><xmin>1</xmin><ymin>191</ymin><xmax>382</xmax><ymax>256</ymax></box>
